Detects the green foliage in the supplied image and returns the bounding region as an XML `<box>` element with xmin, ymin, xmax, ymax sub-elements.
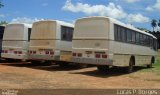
<box><xmin>158</xmin><ymin>20</ymin><xmax>160</xmax><ymax>27</ymax></box>
<box><xmin>136</xmin><ymin>27</ymin><xmax>149</xmax><ymax>32</ymax></box>
<box><xmin>141</xmin><ymin>59</ymin><xmax>160</xmax><ymax>75</ymax></box>
<box><xmin>0</xmin><ymin>1</ymin><xmax>4</xmax><ymax>8</ymax></box>
<box><xmin>151</xmin><ymin>19</ymin><xmax>157</xmax><ymax>31</ymax></box>
<box><xmin>0</xmin><ymin>21</ymin><xmax>8</xmax><ymax>25</ymax></box>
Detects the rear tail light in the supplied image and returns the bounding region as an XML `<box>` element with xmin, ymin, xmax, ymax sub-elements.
<box><xmin>1</xmin><ymin>50</ymin><xmax>4</xmax><ymax>53</ymax></box>
<box><xmin>95</xmin><ymin>54</ymin><xmax>101</xmax><ymax>58</ymax></box>
<box><xmin>33</xmin><ymin>51</ymin><xmax>36</xmax><ymax>54</ymax></box>
<box><xmin>102</xmin><ymin>54</ymin><xmax>108</xmax><ymax>58</ymax></box>
<box><xmin>50</xmin><ymin>51</ymin><xmax>54</xmax><ymax>55</ymax></box>
<box><xmin>78</xmin><ymin>53</ymin><xmax>82</xmax><ymax>57</ymax></box>
<box><xmin>72</xmin><ymin>53</ymin><xmax>76</xmax><ymax>57</ymax></box>
<box><xmin>5</xmin><ymin>50</ymin><xmax>8</xmax><ymax>53</ymax></box>
<box><xmin>30</xmin><ymin>51</ymin><xmax>33</xmax><ymax>54</ymax></box>
<box><xmin>46</xmin><ymin>51</ymin><xmax>49</xmax><ymax>54</ymax></box>
<box><xmin>14</xmin><ymin>51</ymin><xmax>17</xmax><ymax>54</ymax></box>
<box><xmin>18</xmin><ymin>51</ymin><xmax>22</xmax><ymax>54</ymax></box>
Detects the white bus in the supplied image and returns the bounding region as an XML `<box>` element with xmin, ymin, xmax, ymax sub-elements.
<box><xmin>2</xmin><ymin>23</ymin><xmax>32</xmax><ymax>61</ymax></box>
<box><xmin>72</xmin><ymin>16</ymin><xmax>158</xmax><ymax>73</ymax></box>
<box><xmin>0</xmin><ymin>25</ymin><xmax>5</xmax><ymax>57</ymax></box>
<box><xmin>28</xmin><ymin>20</ymin><xmax>74</xmax><ymax>66</ymax></box>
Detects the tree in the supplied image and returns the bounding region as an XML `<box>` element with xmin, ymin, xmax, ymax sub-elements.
<box><xmin>158</xmin><ymin>20</ymin><xmax>160</xmax><ymax>27</ymax></box>
<box><xmin>151</xmin><ymin>19</ymin><xmax>157</xmax><ymax>32</ymax></box>
<box><xmin>0</xmin><ymin>1</ymin><xmax>4</xmax><ymax>8</ymax></box>
<box><xmin>0</xmin><ymin>21</ymin><xmax>8</xmax><ymax>25</ymax></box>
<box><xmin>136</xmin><ymin>27</ymin><xmax>149</xmax><ymax>32</ymax></box>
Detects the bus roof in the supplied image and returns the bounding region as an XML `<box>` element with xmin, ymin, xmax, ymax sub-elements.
<box><xmin>33</xmin><ymin>20</ymin><xmax>74</xmax><ymax>27</ymax></box>
<box><xmin>7</xmin><ymin>23</ymin><xmax>32</xmax><ymax>28</ymax></box>
<box><xmin>76</xmin><ymin>16</ymin><xmax>157</xmax><ymax>39</ymax></box>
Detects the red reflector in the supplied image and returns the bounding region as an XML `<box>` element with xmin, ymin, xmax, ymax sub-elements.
<box><xmin>102</xmin><ymin>54</ymin><xmax>107</xmax><ymax>58</ymax></box>
<box><xmin>5</xmin><ymin>50</ymin><xmax>8</xmax><ymax>53</ymax></box>
<box><xmin>72</xmin><ymin>53</ymin><xmax>76</xmax><ymax>56</ymax></box>
<box><xmin>46</xmin><ymin>51</ymin><xmax>49</xmax><ymax>54</ymax></box>
<box><xmin>30</xmin><ymin>51</ymin><xmax>33</xmax><ymax>54</ymax></box>
<box><xmin>33</xmin><ymin>51</ymin><xmax>36</xmax><ymax>54</ymax></box>
<box><xmin>50</xmin><ymin>51</ymin><xmax>54</xmax><ymax>55</ymax></box>
<box><xmin>18</xmin><ymin>51</ymin><xmax>22</xmax><ymax>54</ymax></box>
<box><xmin>95</xmin><ymin>54</ymin><xmax>101</xmax><ymax>58</ymax></box>
<box><xmin>78</xmin><ymin>53</ymin><xmax>82</xmax><ymax>57</ymax></box>
<box><xmin>14</xmin><ymin>51</ymin><xmax>17</xmax><ymax>54</ymax></box>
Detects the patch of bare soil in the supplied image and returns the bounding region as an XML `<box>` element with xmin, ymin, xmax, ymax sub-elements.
<box><xmin>0</xmin><ymin>62</ymin><xmax>160</xmax><ymax>89</ymax></box>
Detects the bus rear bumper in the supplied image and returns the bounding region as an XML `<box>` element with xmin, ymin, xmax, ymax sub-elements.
<box><xmin>28</xmin><ymin>54</ymin><xmax>60</xmax><ymax>61</ymax></box>
<box><xmin>1</xmin><ymin>54</ymin><xmax>28</xmax><ymax>61</ymax></box>
<box><xmin>72</xmin><ymin>57</ymin><xmax>113</xmax><ymax>65</ymax></box>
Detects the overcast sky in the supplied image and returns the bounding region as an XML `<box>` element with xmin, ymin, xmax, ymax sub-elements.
<box><xmin>0</xmin><ymin>0</ymin><xmax>160</xmax><ymax>30</ymax></box>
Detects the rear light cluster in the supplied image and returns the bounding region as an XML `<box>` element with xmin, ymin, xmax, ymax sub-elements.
<box><xmin>14</xmin><ymin>51</ymin><xmax>22</xmax><ymax>54</ymax></box>
<box><xmin>2</xmin><ymin>50</ymin><xmax>8</xmax><ymax>53</ymax></box>
<box><xmin>2</xmin><ymin>50</ymin><xmax>23</xmax><ymax>54</ymax></box>
<box><xmin>29</xmin><ymin>51</ymin><xmax>37</xmax><ymax>54</ymax></box>
<box><xmin>95</xmin><ymin>54</ymin><xmax>108</xmax><ymax>58</ymax></box>
<box><xmin>72</xmin><ymin>53</ymin><xmax>82</xmax><ymax>57</ymax></box>
<box><xmin>72</xmin><ymin>52</ymin><xmax>108</xmax><ymax>59</ymax></box>
<box><xmin>29</xmin><ymin>50</ymin><xmax>54</xmax><ymax>55</ymax></box>
<box><xmin>45</xmin><ymin>51</ymin><xmax>54</xmax><ymax>55</ymax></box>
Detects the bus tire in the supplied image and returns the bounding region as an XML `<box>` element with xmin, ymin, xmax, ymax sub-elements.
<box><xmin>97</xmin><ymin>65</ymin><xmax>109</xmax><ymax>73</ymax></box>
<box><xmin>147</xmin><ymin>57</ymin><xmax>154</xmax><ymax>68</ymax></box>
<box><xmin>127</xmin><ymin>57</ymin><xmax>134</xmax><ymax>73</ymax></box>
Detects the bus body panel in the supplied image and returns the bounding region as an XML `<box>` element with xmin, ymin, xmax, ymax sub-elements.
<box><xmin>72</xmin><ymin>16</ymin><xmax>157</xmax><ymax>67</ymax></box>
<box><xmin>29</xmin><ymin>20</ymin><xmax>74</xmax><ymax>62</ymax></box>
<box><xmin>2</xmin><ymin>24</ymin><xmax>32</xmax><ymax>61</ymax></box>
<box><xmin>110</xmin><ymin>41</ymin><xmax>156</xmax><ymax>66</ymax></box>
<box><xmin>72</xmin><ymin>17</ymin><xmax>112</xmax><ymax>65</ymax></box>
<box><xmin>29</xmin><ymin>21</ymin><xmax>58</xmax><ymax>61</ymax></box>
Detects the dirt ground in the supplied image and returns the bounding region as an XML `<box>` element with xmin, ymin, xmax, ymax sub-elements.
<box><xmin>0</xmin><ymin>61</ymin><xmax>160</xmax><ymax>89</ymax></box>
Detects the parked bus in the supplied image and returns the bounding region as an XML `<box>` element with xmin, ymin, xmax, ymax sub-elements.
<box><xmin>29</xmin><ymin>20</ymin><xmax>74</xmax><ymax>66</ymax></box>
<box><xmin>0</xmin><ymin>25</ymin><xmax>5</xmax><ymax>57</ymax></box>
<box><xmin>72</xmin><ymin>16</ymin><xmax>157</xmax><ymax>73</ymax></box>
<box><xmin>2</xmin><ymin>23</ymin><xmax>32</xmax><ymax>61</ymax></box>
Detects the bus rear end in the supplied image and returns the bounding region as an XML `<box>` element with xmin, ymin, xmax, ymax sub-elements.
<box><xmin>29</xmin><ymin>21</ymin><xmax>58</xmax><ymax>62</ymax></box>
<box><xmin>2</xmin><ymin>24</ymin><xmax>30</xmax><ymax>60</ymax></box>
<box><xmin>72</xmin><ymin>17</ymin><xmax>113</xmax><ymax>66</ymax></box>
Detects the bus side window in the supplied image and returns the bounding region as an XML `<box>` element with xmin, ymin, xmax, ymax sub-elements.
<box><xmin>150</xmin><ymin>37</ymin><xmax>153</xmax><ymax>48</ymax></box>
<box><xmin>127</xmin><ymin>29</ymin><xmax>132</xmax><ymax>42</ymax></box>
<box><xmin>136</xmin><ymin>32</ymin><xmax>140</xmax><ymax>44</ymax></box>
<box><xmin>117</xmin><ymin>26</ymin><xmax>121</xmax><ymax>41</ymax></box>
<box><xmin>121</xmin><ymin>27</ymin><xmax>126</xmax><ymax>42</ymax></box>
<box><xmin>131</xmin><ymin>31</ymin><xmax>136</xmax><ymax>43</ymax></box>
<box><xmin>139</xmin><ymin>34</ymin><xmax>143</xmax><ymax>45</ymax></box>
<box><xmin>0</xmin><ymin>26</ymin><xmax>4</xmax><ymax>40</ymax></box>
<box><xmin>143</xmin><ymin>35</ymin><xmax>146</xmax><ymax>45</ymax></box>
<box><xmin>114</xmin><ymin>25</ymin><xmax>118</xmax><ymax>41</ymax></box>
<box><xmin>28</xmin><ymin>28</ymin><xmax>32</xmax><ymax>41</ymax></box>
<box><xmin>61</xmin><ymin>26</ymin><xmax>73</xmax><ymax>42</ymax></box>
<box><xmin>146</xmin><ymin>36</ymin><xmax>150</xmax><ymax>47</ymax></box>
<box><xmin>153</xmin><ymin>39</ymin><xmax>158</xmax><ymax>51</ymax></box>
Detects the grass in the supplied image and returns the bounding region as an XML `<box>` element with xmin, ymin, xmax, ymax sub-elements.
<box><xmin>140</xmin><ymin>59</ymin><xmax>160</xmax><ymax>75</ymax></box>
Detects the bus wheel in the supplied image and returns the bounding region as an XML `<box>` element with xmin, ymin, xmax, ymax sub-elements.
<box><xmin>127</xmin><ymin>58</ymin><xmax>134</xmax><ymax>73</ymax></box>
<box><xmin>147</xmin><ymin>57</ymin><xmax>154</xmax><ymax>68</ymax></box>
<box><xmin>97</xmin><ymin>65</ymin><xmax>109</xmax><ymax>73</ymax></box>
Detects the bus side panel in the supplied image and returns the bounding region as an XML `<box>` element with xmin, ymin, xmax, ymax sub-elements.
<box><xmin>111</xmin><ymin>40</ymin><xmax>156</xmax><ymax>67</ymax></box>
